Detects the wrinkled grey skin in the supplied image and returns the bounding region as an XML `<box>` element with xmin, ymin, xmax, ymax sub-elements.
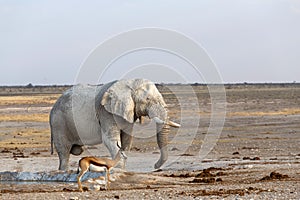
<box><xmin>50</xmin><ymin>79</ymin><xmax>180</xmax><ymax>171</ymax></box>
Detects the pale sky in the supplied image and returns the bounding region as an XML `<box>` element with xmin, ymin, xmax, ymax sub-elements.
<box><xmin>1</xmin><ymin>0</ymin><xmax>300</xmax><ymax>85</ymax></box>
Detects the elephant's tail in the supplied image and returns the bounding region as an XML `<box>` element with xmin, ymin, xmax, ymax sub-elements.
<box><xmin>49</xmin><ymin>112</ymin><xmax>54</xmax><ymax>155</ymax></box>
<box><xmin>50</xmin><ymin>126</ymin><xmax>54</xmax><ymax>155</ymax></box>
<box><xmin>51</xmin><ymin>136</ymin><xmax>53</xmax><ymax>154</ymax></box>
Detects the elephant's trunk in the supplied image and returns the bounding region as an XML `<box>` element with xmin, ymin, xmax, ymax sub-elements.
<box><xmin>155</xmin><ymin>122</ymin><xmax>170</xmax><ymax>169</ymax></box>
<box><xmin>147</xmin><ymin>104</ymin><xmax>172</xmax><ymax>169</ymax></box>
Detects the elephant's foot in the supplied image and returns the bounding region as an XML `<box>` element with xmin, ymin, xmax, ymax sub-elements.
<box><xmin>114</xmin><ymin>157</ymin><xmax>126</xmax><ymax>170</ymax></box>
<box><xmin>155</xmin><ymin>157</ymin><xmax>168</xmax><ymax>169</ymax></box>
<box><xmin>58</xmin><ymin>156</ymin><xmax>70</xmax><ymax>171</ymax></box>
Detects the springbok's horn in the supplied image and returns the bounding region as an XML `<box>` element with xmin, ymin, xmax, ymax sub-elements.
<box><xmin>117</xmin><ymin>142</ymin><xmax>121</xmax><ymax>149</ymax></box>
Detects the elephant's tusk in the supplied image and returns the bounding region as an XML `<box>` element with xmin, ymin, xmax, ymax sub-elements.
<box><xmin>167</xmin><ymin>120</ymin><xmax>181</xmax><ymax>128</ymax></box>
<box><xmin>152</xmin><ymin>117</ymin><xmax>181</xmax><ymax>128</ymax></box>
<box><xmin>153</xmin><ymin>117</ymin><xmax>165</xmax><ymax>124</ymax></box>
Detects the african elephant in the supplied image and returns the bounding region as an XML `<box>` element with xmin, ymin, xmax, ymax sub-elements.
<box><xmin>50</xmin><ymin>79</ymin><xmax>180</xmax><ymax>171</ymax></box>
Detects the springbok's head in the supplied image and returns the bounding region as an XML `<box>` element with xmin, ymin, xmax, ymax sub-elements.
<box><xmin>117</xmin><ymin>142</ymin><xmax>127</xmax><ymax>160</ymax></box>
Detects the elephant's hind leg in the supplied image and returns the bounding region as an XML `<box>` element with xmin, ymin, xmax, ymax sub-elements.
<box><xmin>120</xmin><ymin>129</ymin><xmax>133</xmax><ymax>169</ymax></box>
<box><xmin>58</xmin><ymin>150</ymin><xmax>70</xmax><ymax>171</ymax></box>
<box><xmin>121</xmin><ymin>129</ymin><xmax>133</xmax><ymax>151</ymax></box>
<box><xmin>56</xmin><ymin>136</ymin><xmax>72</xmax><ymax>170</ymax></box>
<box><xmin>52</xmin><ymin>124</ymin><xmax>72</xmax><ymax>171</ymax></box>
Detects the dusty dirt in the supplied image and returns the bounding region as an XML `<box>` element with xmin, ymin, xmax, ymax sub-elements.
<box><xmin>0</xmin><ymin>83</ymin><xmax>300</xmax><ymax>199</ymax></box>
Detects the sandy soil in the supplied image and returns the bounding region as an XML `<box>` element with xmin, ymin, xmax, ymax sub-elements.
<box><xmin>0</xmin><ymin>84</ymin><xmax>300</xmax><ymax>199</ymax></box>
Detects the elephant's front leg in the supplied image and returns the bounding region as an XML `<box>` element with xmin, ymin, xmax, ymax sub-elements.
<box><xmin>102</xmin><ymin>126</ymin><xmax>128</xmax><ymax>167</ymax></box>
<box><xmin>120</xmin><ymin>124</ymin><xmax>133</xmax><ymax>151</ymax></box>
<box><xmin>100</xmin><ymin>112</ymin><xmax>129</xmax><ymax>169</ymax></box>
<box><xmin>102</xmin><ymin>126</ymin><xmax>121</xmax><ymax>158</ymax></box>
<box><xmin>120</xmin><ymin>128</ymin><xmax>133</xmax><ymax>169</ymax></box>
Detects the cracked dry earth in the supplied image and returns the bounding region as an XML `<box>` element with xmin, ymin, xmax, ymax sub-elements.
<box><xmin>0</xmin><ymin>84</ymin><xmax>300</xmax><ymax>199</ymax></box>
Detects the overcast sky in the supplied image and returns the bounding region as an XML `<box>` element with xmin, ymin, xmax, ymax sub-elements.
<box><xmin>1</xmin><ymin>0</ymin><xmax>300</xmax><ymax>85</ymax></box>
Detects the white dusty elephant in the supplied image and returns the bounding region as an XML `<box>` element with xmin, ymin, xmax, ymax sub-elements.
<box><xmin>50</xmin><ymin>79</ymin><xmax>180</xmax><ymax>171</ymax></box>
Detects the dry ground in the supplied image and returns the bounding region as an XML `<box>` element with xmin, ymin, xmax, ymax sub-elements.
<box><xmin>0</xmin><ymin>84</ymin><xmax>300</xmax><ymax>199</ymax></box>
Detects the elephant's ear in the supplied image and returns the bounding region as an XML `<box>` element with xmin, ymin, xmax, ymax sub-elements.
<box><xmin>101</xmin><ymin>81</ymin><xmax>135</xmax><ymax>123</ymax></box>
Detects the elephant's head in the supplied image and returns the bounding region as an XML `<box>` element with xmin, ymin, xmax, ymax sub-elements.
<box><xmin>101</xmin><ymin>79</ymin><xmax>180</xmax><ymax>169</ymax></box>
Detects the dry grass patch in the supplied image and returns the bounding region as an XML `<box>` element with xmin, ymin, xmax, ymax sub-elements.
<box><xmin>228</xmin><ymin>108</ymin><xmax>300</xmax><ymax>117</ymax></box>
<box><xmin>0</xmin><ymin>114</ymin><xmax>49</xmax><ymax>122</ymax></box>
<box><xmin>0</xmin><ymin>128</ymin><xmax>50</xmax><ymax>148</ymax></box>
<box><xmin>0</xmin><ymin>94</ymin><xmax>60</xmax><ymax>106</ymax></box>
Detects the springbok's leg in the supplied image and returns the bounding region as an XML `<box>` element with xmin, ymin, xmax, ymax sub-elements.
<box><xmin>107</xmin><ymin>168</ymin><xmax>110</xmax><ymax>190</ymax></box>
<box><xmin>77</xmin><ymin>168</ymin><xmax>88</xmax><ymax>192</ymax></box>
<box><xmin>104</xmin><ymin>168</ymin><xmax>108</xmax><ymax>190</ymax></box>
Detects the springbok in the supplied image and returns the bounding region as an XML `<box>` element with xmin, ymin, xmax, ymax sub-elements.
<box><xmin>77</xmin><ymin>143</ymin><xmax>127</xmax><ymax>191</ymax></box>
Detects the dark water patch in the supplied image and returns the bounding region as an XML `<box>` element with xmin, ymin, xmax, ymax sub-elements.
<box><xmin>0</xmin><ymin>171</ymin><xmax>105</xmax><ymax>182</ymax></box>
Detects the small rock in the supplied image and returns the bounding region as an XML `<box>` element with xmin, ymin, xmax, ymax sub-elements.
<box><xmin>216</xmin><ymin>172</ymin><xmax>226</xmax><ymax>176</ymax></box>
<box><xmin>244</xmin><ymin>165</ymin><xmax>253</xmax><ymax>169</ymax></box>
<box><xmin>216</xmin><ymin>178</ymin><xmax>223</xmax><ymax>182</ymax></box>
<box><xmin>171</xmin><ymin>147</ymin><xmax>179</xmax><ymax>151</ymax></box>
<box><xmin>131</xmin><ymin>147</ymin><xmax>140</xmax><ymax>151</ymax></box>
<box><xmin>180</xmin><ymin>153</ymin><xmax>194</xmax><ymax>156</ymax></box>
<box><xmin>63</xmin><ymin>188</ymin><xmax>73</xmax><ymax>192</ymax></box>
<box><xmin>189</xmin><ymin>177</ymin><xmax>215</xmax><ymax>183</ymax></box>
<box><xmin>250</xmin><ymin>157</ymin><xmax>260</xmax><ymax>160</ymax></box>
<box><xmin>260</xmin><ymin>171</ymin><xmax>289</xmax><ymax>181</ymax></box>
<box><xmin>196</xmin><ymin>171</ymin><xmax>214</xmax><ymax>178</ymax></box>
<box><xmin>93</xmin><ymin>185</ymin><xmax>101</xmax><ymax>191</ymax></box>
<box><xmin>1</xmin><ymin>148</ymin><xmax>11</xmax><ymax>153</ymax></box>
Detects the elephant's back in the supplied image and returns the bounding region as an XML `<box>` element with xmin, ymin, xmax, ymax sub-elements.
<box><xmin>50</xmin><ymin>81</ymin><xmax>118</xmax><ymax>124</ymax></box>
<box><xmin>50</xmin><ymin>84</ymin><xmax>103</xmax><ymax>144</ymax></box>
<box><xmin>94</xmin><ymin>80</ymin><xmax>117</xmax><ymax>107</ymax></box>
<box><xmin>50</xmin><ymin>88</ymin><xmax>72</xmax><ymax>122</ymax></box>
<box><xmin>50</xmin><ymin>84</ymin><xmax>100</xmax><ymax>124</ymax></box>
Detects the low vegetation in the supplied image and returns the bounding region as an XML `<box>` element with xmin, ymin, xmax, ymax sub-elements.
<box><xmin>0</xmin><ymin>95</ymin><xmax>60</xmax><ymax>106</ymax></box>
<box><xmin>0</xmin><ymin>114</ymin><xmax>49</xmax><ymax>122</ymax></box>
